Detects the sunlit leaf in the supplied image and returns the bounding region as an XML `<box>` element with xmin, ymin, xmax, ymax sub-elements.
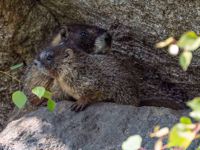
<box><xmin>156</xmin><ymin>37</ymin><xmax>176</xmax><ymax>48</ymax></box>
<box><xmin>32</xmin><ymin>86</ymin><xmax>46</xmax><ymax>99</ymax></box>
<box><xmin>196</xmin><ymin>145</ymin><xmax>200</xmax><ymax>150</ymax></box>
<box><xmin>180</xmin><ymin>117</ymin><xmax>192</xmax><ymax>124</ymax></box>
<box><xmin>154</xmin><ymin>139</ymin><xmax>163</xmax><ymax>150</ymax></box>
<box><xmin>122</xmin><ymin>135</ymin><xmax>142</xmax><ymax>150</ymax></box>
<box><xmin>154</xmin><ymin>125</ymin><xmax>160</xmax><ymax>132</ymax></box>
<box><xmin>12</xmin><ymin>91</ymin><xmax>27</xmax><ymax>109</ymax></box>
<box><xmin>47</xmin><ymin>99</ymin><xmax>56</xmax><ymax>112</ymax></box>
<box><xmin>177</xmin><ymin>31</ymin><xmax>200</xmax><ymax>51</ymax></box>
<box><xmin>43</xmin><ymin>90</ymin><xmax>52</xmax><ymax>99</ymax></box>
<box><xmin>10</xmin><ymin>63</ymin><xmax>24</xmax><ymax>70</ymax></box>
<box><xmin>167</xmin><ymin>123</ymin><xmax>195</xmax><ymax>149</ymax></box>
<box><xmin>189</xmin><ymin>111</ymin><xmax>200</xmax><ymax>121</ymax></box>
<box><xmin>150</xmin><ymin>127</ymin><xmax>169</xmax><ymax>138</ymax></box>
<box><xmin>187</xmin><ymin>97</ymin><xmax>200</xmax><ymax>111</ymax></box>
<box><xmin>179</xmin><ymin>51</ymin><xmax>192</xmax><ymax>71</ymax></box>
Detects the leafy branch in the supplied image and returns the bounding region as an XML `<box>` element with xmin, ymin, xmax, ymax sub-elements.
<box><xmin>12</xmin><ymin>86</ymin><xmax>56</xmax><ymax>112</ymax></box>
<box><xmin>156</xmin><ymin>31</ymin><xmax>200</xmax><ymax>71</ymax></box>
<box><xmin>122</xmin><ymin>98</ymin><xmax>200</xmax><ymax>150</ymax></box>
<box><xmin>122</xmin><ymin>31</ymin><xmax>200</xmax><ymax>150</ymax></box>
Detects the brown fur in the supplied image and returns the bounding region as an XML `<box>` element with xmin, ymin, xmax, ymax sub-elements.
<box><xmin>35</xmin><ymin>43</ymin><xmax>139</xmax><ymax>112</ymax></box>
<box><xmin>23</xmin><ymin>24</ymin><xmax>112</xmax><ymax>106</ymax></box>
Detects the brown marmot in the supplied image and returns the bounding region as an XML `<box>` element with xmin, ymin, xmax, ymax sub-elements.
<box><xmin>23</xmin><ymin>24</ymin><xmax>112</xmax><ymax>106</ymax></box>
<box><xmin>34</xmin><ymin>42</ymin><xmax>139</xmax><ymax>112</ymax></box>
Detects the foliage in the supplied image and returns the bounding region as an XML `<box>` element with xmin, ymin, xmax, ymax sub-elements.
<box><xmin>156</xmin><ymin>31</ymin><xmax>200</xmax><ymax>71</ymax></box>
<box><xmin>122</xmin><ymin>135</ymin><xmax>142</xmax><ymax>150</ymax></box>
<box><xmin>12</xmin><ymin>91</ymin><xmax>27</xmax><ymax>109</ymax></box>
<box><xmin>10</xmin><ymin>63</ymin><xmax>24</xmax><ymax>70</ymax></box>
<box><xmin>32</xmin><ymin>86</ymin><xmax>56</xmax><ymax>112</ymax></box>
<box><xmin>9</xmin><ymin>63</ymin><xmax>56</xmax><ymax>111</ymax></box>
<box><xmin>122</xmin><ymin>98</ymin><xmax>200</xmax><ymax>150</ymax></box>
<box><xmin>12</xmin><ymin>86</ymin><xmax>56</xmax><ymax>112</ymax></box>
<box><xmin>122</xmin><ymin>31</ymin><xmax>200</xmax><ymax>150</ymax></box>
<box><xmin>47</xmin><ymin>99</ymin><xmax>56</xmax><ymax>112</ymax></box>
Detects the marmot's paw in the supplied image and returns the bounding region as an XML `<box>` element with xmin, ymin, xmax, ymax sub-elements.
<box><xmin>70</xmin><ymin>102</ymin><xmax>88</xmax><ymax>112</ymax></box>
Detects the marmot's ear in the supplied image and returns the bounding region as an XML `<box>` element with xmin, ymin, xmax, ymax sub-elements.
<box><xmin>51</xmin><ymin>26</ymin><xmax>69</xmax><ymax>46</ymax></box>
<box><xmin>94</xmin><ymin>32</ymin><xmax>112</xmax><ymax>54</ymax></box>
<box><xmin>59</xmin><ymin>26</ymin><xmax>68</xmax><ymax>39</ymax></box>
<box><xmin>63</xmin><ymin>48</ymin><xmax>75</xmax><ymax>58</ymax></box>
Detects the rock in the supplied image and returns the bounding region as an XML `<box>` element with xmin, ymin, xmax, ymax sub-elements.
<box><xmin>0</xmin><ymin>101</ymin><xmax>198</xmax><ymax>150</ymax></box>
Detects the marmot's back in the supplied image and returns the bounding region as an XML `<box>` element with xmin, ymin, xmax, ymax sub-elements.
<box><xmin>82</xmin><ymin>54</ymin><xmax>139</xmax><ymax>105</ymax></box>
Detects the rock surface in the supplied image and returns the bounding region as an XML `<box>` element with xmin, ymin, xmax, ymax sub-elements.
<box><xmin>0</xmin><ymin>101</ymin><xmax>198</xmax><ymax>150</ymax></box>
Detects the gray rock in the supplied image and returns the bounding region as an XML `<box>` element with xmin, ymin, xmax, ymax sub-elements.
<box><xmin>0</xmin><ymin>101</ymin><xmax>197</xmax><ymax>150</ymax></box>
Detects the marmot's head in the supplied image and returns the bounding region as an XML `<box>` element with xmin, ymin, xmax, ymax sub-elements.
<box><xmin>34</xmin><ymin>43</ymin><xmax>80</xmax><ymax>78</ymax></box>
<box><xmin>51</xmin><ymin>24</ymin><xmax>112</xmax><ymax>54</ymax></box>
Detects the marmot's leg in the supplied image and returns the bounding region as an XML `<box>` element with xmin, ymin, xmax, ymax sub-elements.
<box><xmin>70</xmin><ymin>96</ymin><xmax>91</xmax><ymax>112</ymax></box>
<box><xmin>70</xmin><ymin>90</ymin><xmax>103</xmax><ymax>112</ymax></box>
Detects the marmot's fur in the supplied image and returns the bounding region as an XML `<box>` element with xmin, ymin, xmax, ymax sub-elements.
<box><xmin>23</xmin><ymin>24</ymin><xmax>112</xmax><ymax>106</ymax></box>
<box><xmin>34</xmin><ymin>43</ymin><xmax>139</xmax><ymax>111</ymax></box>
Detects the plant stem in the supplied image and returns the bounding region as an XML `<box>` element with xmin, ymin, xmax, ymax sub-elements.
<box><xmin>0</xmin><ymin>70</ymin><xmax>21</xmax><ymax>83</ymax></box>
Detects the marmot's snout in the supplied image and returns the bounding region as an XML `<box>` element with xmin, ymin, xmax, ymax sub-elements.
<box><xmin>33</xmin><ymin>59</ymin><xmax>41</xmax><ymax>68</ymax></box>
<box><xmin>34</xmin><ymin>49</ymin><xmax>55</xmax><ymax>75</ymax></box>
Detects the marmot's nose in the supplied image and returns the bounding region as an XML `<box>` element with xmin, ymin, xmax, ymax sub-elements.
<box><xmin>39</xmin><ymin>51</ymin><xmax>53</xmax><ymax>62</ymax></box>
<box><xmin>33</xmin><ymin>59</ymin><xmax>41</xmax><ymax>67</ymax></box>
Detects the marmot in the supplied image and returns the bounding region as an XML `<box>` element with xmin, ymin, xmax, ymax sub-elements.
<box><xmin>34</xmin><ymin>43</ymin><xmax>139</xmax><ymax>112</ymax></box>
<box><xmin>23</xmin><ymin>24</ymin><xmax>112</xmax><ymax>106</ymax></box>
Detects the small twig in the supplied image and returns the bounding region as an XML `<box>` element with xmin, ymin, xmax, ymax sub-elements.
<box><xmin>0</xmin><ymin>70</ymin><xmax>21</xmax><ymax>83</ymax></box>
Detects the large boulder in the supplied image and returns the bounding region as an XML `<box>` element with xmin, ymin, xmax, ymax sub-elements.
<box><xmin>0</xmin><ymin>101</ymin><xmax>197</xmax><ymax>150</ymax></box>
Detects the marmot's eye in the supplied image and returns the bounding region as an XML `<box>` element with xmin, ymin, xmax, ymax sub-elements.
<box><xmin>60</xmin><ymin>29</ymin><xmax>67</xmax><ymax>38</ymax></box>
<box><xmin>46</xmin><ymin>54</ymin><xmax>53</xmax><ymax>61</ymax></box>
<box><xmin>65</xmin><ymin>53</ymin><xmax>69</xmax><ymax>58</ymax></box>
<box><xmin>80</xmin><ymin>31</ymin><xmax>88</xmax><ymax>37</ymax></box>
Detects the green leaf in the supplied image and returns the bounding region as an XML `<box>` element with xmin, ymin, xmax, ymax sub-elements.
<box><xmin>167</xmin><ymin>123</ymin><xmax>195</xmax><ymax>149</ymax></box>
<box><xmin>43</xmin><ymin>90</ymin><xmax>52</xmax><ymax>100</ymax></box>
<box><xmin>12</xmin><ymin>91</ymin><xmax>27</xmax><ymax>109</ymax></box>
<box><xmin>10</xmin><ymin>63</ymin><xmax>24</xmax><ymax>70</ymax></box>
<box><xmin>187</xmin><ymin>97</ymin><xmax>200</xmax><ymax>111</ymax></box>
<box><xmin>177</xmin><ymin>31</ymin><xmax>200</xmax><ymax>51</ymax></box>
<box><xmin>122</xmin><ymin>135</ymin><xmax>142</xmax><ymax>150</ymax></box>
<box><xmin>196</xmin><ymin>145</ymin><xmax>200</xmax><ymax>150</ymax></box>
<box><xmin>180</xmin><ymin>117</ymin><xmax>192</xmax><ymax>124</ymax></box>
<box><xmin>189</xmin><ymin>111</ymin><xmax>200</xmax><ymax>121</ymax></box>
<box><xmin>32</xmin><ymin>86</ymin><xmax>46</xmax><ymax>99</ymax></box>
<box><xmin>47</xmin><ymin>99</ymin><xmax>56</xmax><ymax>112</ymax></box>
<box><xmin>179</xmin><ymin>51</ymin><xmax>192</xmax><ymax>71</ymax></box>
